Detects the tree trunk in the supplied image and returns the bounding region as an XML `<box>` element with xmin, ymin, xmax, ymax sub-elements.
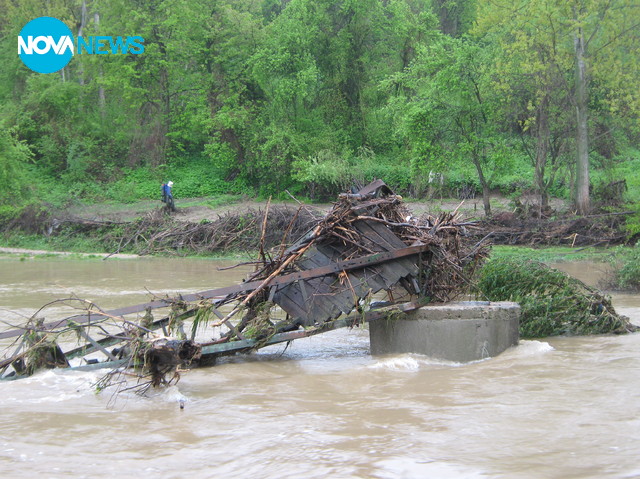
<box><xmin>434</xmin><ymin>0</ymin><xmax>460</xmax><ymax>36</ymax></box>
<box><xmin>95</xmin><ymin>12</ymin><xmax>106</xmax><ymax>114</ymax></box>
<box><xmin>481</xmin><ymin>182</ymin><xmax>491</xmax><ymax>217</ymax></box>
<box><xmin>78</xmin><ymin>1</ymin><xmax>88</xmax><ymax>86</ymax></box>
<box><xmin>535</xmin><ymin>95</ymin><xmax>550</xmax><ymax>212</ymax></box>
<box><xmin>472</xmin><ymin>154</ymin><xmax>491</xmax><ymax>216</ymax></box>
<box><xmin>574</xmin><ymin>16</ymin><xmax>590</xmax><ymax>214</ymax></box>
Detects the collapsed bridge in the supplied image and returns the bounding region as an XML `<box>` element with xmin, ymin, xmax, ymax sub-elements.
<box><xmin>0</xmin><ymin>181</ymin><xmax>487</xmax><ymax>390</ymax></box>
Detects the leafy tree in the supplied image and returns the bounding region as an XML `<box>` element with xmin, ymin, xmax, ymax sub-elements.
<box><xmin>387</xmin><ymin>35</ymin><xmax>509</xmax><ymax>214</ymax></box>
<box><xmin>475</xmin><ymin>0</ymin><xmax>640</xmax><ymax>214</ymax></box>
<box><xmin>0</xmin><ymin>126</ymin><xmax>33</xmax><ymax>206</ymax></box>
<box><xmin>0</xmin><ymin>0</ymin><xmax>637</xmax><ymax>205</ymax></box>
<box><xmin>477</xmin><ymin>1</ymin><xmax>575</xmax><ymax>210</ymax></box>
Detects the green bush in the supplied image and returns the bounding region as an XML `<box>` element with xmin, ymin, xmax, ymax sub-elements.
<box><xmin>167</xmin><ymin>164</ymin><xmax>249</xmax><ymax>198</ymax></box>
<box><xmin>102</xmin><ymin>162</ymin><xmax>251</xmax><ymax>202</ymax></box>
<box><xmin>477</xmin><ymin>257</ymin><xmax>633</xmax><ymax>337</ymax></box>
<box><xmin>0</xmin><ymin>204</ymin><xmax>21</xmax><ymax>225</ymax></box>
<box><xmin>603</xmin><ymin>244</ymin><xmax>640</xmax><ymax>291</ymax></box>
<box><xmin>0</xmin><ymin>126</ymin><xmax>33</xmax><ymax>206</ymax></box>
<box><xmin>624</xmin><ymin>209</ymin><xmax>640</xmax><ymax>239</ymax></box>
<box><xmin>102</xmin><ymin>167</ymin><xmax>159</xmax><ymax>203</ymax></box>
<box><xmin>443</xmin><ymin>169</ymin><xmax>480</xmax><ymax>197</ymax></box>
<box><xmin>361</xmin><ymin>158</ymin><xmax>412</xmax><ymax>194</ymax></box>
<box><xmin>293</xmin><ymin>149</ymin><xmax>412</xmax><ymax>199</ymax></box>
<box><xmin>599</xmin><ymin>147</ymin><xmax>640</xmax><ymax>204</ymax></box>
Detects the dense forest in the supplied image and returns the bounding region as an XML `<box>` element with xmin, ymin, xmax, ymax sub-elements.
<box><xmin>0</xmin><ymin>0</ymin><xmax>639</xmax><ymax>216</ymax></box>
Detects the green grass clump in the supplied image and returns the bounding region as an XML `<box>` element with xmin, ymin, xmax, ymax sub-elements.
<box><xmin>602</xmin><ymin>244</ymin><xmax>640</xmax><ymax>291</ymax></box>
<box><xmin>490</xmin><ymin>245</ymin><xmax>610</xmax><ymax>263</ymax></box>
<box><xmin>476</xmin><ymin>257</ymin><xmax>634</xmax><ymax>338</ymax></box>
<box><xmin>0</xmin><ymin>231</ymin><xmax>107</xmax><ymax>253</ymax></box>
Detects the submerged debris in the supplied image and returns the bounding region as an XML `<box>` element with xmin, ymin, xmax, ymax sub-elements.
<box><xmin>23</xmin><ymin>319</ymin><xmax>70</xmax><ymax>375</ymax></box>
<box><xmin>476</xmin><ymin>258</ymin><xmax>636</xmax><ymax>337</ymax></box>
<box><xmin>140</xmin><ymin>338</ymin><xmax>202</xmax><ymax>388</ymax></box>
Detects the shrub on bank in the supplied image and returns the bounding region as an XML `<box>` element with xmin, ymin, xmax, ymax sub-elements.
<box><xmin>603</xmin><ymin>245</ymin><xmax>640</xmax><ymax>291</ymax></box>
<box><xmin>103</xmin><ymin>163</ymin><xmax>251</xmax><ymax>203</ymax></box>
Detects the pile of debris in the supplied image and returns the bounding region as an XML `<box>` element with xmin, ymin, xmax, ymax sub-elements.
<box><xmin>218</xmin><ymin>180</ymin><xmax>486</xmax><ymax>341</ymax></box>
<box><xmin>104</xmin><ymin>204</ymin><xmax>322</xmax><ymax>255</ymax></box>
<box><xmin>477</xmin><ymin>211</ymin><xmax>631</xmax><ymax>247</ymax></box>
<box><xmin>0</xmin><ymin>181</ymin><xmax>486</xmax><ymax>394</ymax></box>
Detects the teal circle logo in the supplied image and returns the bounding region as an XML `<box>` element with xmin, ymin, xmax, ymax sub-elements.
<box><xmin>18</xmin><ymin>17</ymin><xmax>74</xmax><ymax>74</ymax></box>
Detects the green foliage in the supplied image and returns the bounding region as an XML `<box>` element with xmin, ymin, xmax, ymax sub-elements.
<box><xmin>0</xmin><ymin>126</ymin><xmax>33</xmax><ymax>206</ymax></box>
<box><xmin>203</xmin><ymin>141</ymin><xmax>238</xmax><ymax>177</ymax></box>
<box><xmin>624</xmin><ymin>209</ymin><xmax>640</xmax><ymax>240</ymax></box>
<box><xmin>100</xmin><ymin>162</ymin><xmax>251</xmax><ymax>203</ymax></box>
<box><xmin>490</xmin><ymin>245</ymin><xmax>609</xmax><ymax>263</ymax></box>
<box><xmin>606</xmin><ymin>148</ymin><xmax>640</xmax><ymax>204</ymax></box>
<box><xmin>0</xmin><ymin>204</ymin><xmax>20</xmax><ymax>224</ymax></box>
<box><xmin>603</xmin><ymin>244</ymin><xmax>640</xmax><ymax>291</ymax></box>
<box><xmin>293</xmin><ymin>148</ymin><xmax>412</xmax><ymax>199</ymax></box>
<box><xmin>475</xmin><ymin>0</ymin><xmax>640</xmax><ymax>212</ymax></box>
<box><xmin>0</xmin><ymin>0</ymin><xmax>638</xmax><ymax>204</ymax></box>
<box><xmin>19</xmin><ymin>166</ymin><xmax>79</xmax><ymax>207</ymax></box>
<box><xmin>0</xmin><ymin>230</ymin><xmax>107</xmax><ymax>253</ymax></box>
<box><xmin>167</xmin><ymin>169</ymin><xmax>249</xmax><ymax>199</ymax></box>
<box><xmin>384</xmin><ymin>33</ymin><xmax>513</xmax><ymax>210</ymax></box>
<box><xmin>477</xmin><ymin>258</ymin><xmax>632</xmax><ymax>337</ymax></box>
<box><xmin>292</xmin><ymin>150</ymin><xmax>352</xmax><ymax>198</ymax></box>
<box><xmin>104</xmin><ymin>168</ymin><xmax>161</xmax><ymax>203</ymax></box>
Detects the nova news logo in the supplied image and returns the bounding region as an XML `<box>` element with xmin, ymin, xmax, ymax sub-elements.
<box><xmin>18</xmin><ymin>16</ymin><xmax>144</xmax><ymax>74</ymax></box>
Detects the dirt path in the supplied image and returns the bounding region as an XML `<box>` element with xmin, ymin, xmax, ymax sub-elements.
<box><xmin>64</xmin><ymin>198</ymin><xmax>329</xmax><ymax>223</ymax></box>
<box><xmin>65</xmin><ymin>194</ymin><xmax>555</xmax><ymax>224</ymax></box>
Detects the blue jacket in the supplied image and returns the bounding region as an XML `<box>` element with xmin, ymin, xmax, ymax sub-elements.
<box><xmin>162</xmin><ymin>183</ymin><xmax>172</xmax><ymax>198</ymax></box>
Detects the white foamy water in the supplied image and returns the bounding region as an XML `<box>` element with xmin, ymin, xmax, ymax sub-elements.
<box><xmin>503</xmin><ymin>339</ymin><xmax>555</xmax><ymax>356</ymax></box>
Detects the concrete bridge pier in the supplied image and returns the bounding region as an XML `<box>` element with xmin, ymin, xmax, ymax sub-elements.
<box><xmin>369</xmin><ymin>301</ymin><xmax>520</xmax><ymax>362</ymax></box>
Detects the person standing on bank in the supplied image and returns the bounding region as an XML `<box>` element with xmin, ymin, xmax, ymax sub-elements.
<box><xmin>161</xmin><ymin>180</ymin><xmax>176</xmax><ymax>212</ymax></box>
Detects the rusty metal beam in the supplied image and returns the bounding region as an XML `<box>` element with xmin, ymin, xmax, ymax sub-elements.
<box><xmin>1</xmin><ymin>301</ymin><xmax>426</xmax><ymax>379</ymax></box>
<box><xmin>85</xmin><ymin>301</ymin><xmax>426</xmax><ymax>373</ymax></box>
<box><xmin>198</xmin><ymin>300</ymin><xmax>424</xmax><ymax>357</ymax></box>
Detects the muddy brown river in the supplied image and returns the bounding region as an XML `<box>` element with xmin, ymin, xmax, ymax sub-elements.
<box><xmin>0</xmin><ymin>257</ymin><xmax>639</xmax><ymax>478</ymax></box>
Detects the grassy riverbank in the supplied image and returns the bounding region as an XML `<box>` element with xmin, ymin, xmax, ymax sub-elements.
<box><xmin>489</xmin><ymin>245</ymin><xmax>614</xmax><ymax>263</ymax></box>
<box><xmin>0</xmin><ymin>232</ymin><xmax>107</xmax><ymax>255</ymax></box>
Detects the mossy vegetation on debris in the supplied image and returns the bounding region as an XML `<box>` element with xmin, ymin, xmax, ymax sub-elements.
<box><xmin>477</xmin><ymin>258</ymin><xmax>635</xmax><ymax>338</ymax></box>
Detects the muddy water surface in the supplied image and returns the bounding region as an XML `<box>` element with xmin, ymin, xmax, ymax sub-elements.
<box><xmin>1</xmin><ymin>257</ymin><xmax>639</xmax><ymax>479</ymax></box>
